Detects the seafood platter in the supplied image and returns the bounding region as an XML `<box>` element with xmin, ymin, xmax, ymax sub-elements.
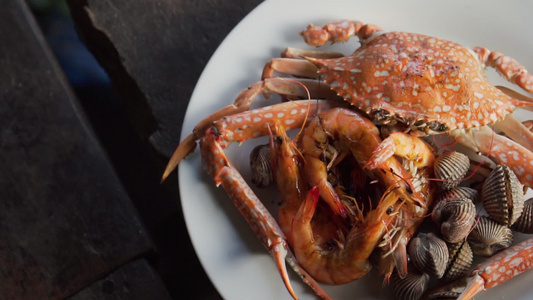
<box><xmin>165</xmin><ymin>1</ymin><xmax>533</xmax><ymax>299</ymax></box>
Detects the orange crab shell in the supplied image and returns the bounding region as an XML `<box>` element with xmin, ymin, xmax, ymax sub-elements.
<box><xmin>308</xmin><ymin>31</ymin><xmax>530</xmax><ymax>131</ymax></box>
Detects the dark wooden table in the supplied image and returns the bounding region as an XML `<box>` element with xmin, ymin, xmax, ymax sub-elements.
<box><xmin>1</xmin><ymin>0</ymin><xmax>262</xmax><ymax>298</ymax></box>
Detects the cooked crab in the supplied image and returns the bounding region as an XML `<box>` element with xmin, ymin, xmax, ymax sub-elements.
<box><xmin>163</xmin><ymin>20</ymin><xmax>533</xmax><ymax>299</ymax></box>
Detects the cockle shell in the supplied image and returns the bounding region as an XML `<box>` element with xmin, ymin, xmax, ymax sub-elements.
<box><xmin>425</xmin><ymin>291</ymin><xmax>463</xmax><ymax>300</ymax></box>
<box><xmin>512</xmin><ymin>197</ymin><xmax>533</xmax><ymax>234</ymax></box>
<box><xmin>426</xmin><ymin>292</ymin><xmax>461</xmax><ymax>300</ymax></box>
<box><xmin>391</xmin><ymin>269</ymin><xmax>430</xmax><ymax>300</ymax></box>
<box><xmin>432</xmin><ymin>198</ymin><xmax>476</xmax><ymax>243</ymax></box>
<box><xmin>250</xmin><ymin>144</ymin><xmax>273</xmax><ymax>188</ymax></box>
<box><xmin>468</xmin><ymin>216</ymin><xmax>513</xmax><ymax>256</ymax></box>
<box><xmin>434</xmin><ymin>151</ymin><xmax>470</xmax><ymax>190</ymax></box>
<box><xmin>408</xmin><ymin>233</ymin><xmax>449</xmax><ymax>279</ymax></box>
<box><xmin>424</xmin><ymin>277</ymin><xmax>469</xmax><ymax>299</ymax></box>
<box><xmin>436</xmin><ymin>186</ymin><xmax>479</xmax><ymax>204</ymax></box>
<box><xmin>443</xmin><ymin>240</ymin><xmax>473</xmax><ymax>281</ymax></box>
<box><xmin>481</xmin><ymin>165</ymin><xmax>524</xmax><ymax>226</ymax></box>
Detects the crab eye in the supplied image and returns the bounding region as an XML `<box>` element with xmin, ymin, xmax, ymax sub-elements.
<box><xmin>386</xmin><ymin>206</ymin><xmax>395</xmax><ymax>215</ymax></box>
<box><xmin>428</xmin><ymin>121</ymin><xmax>448</xmax><ymax>132</ymax></box>
<box><xmin>406</xmin><ymin>186</ymin><xmax>413</xmax><ymax>194</ymax></box>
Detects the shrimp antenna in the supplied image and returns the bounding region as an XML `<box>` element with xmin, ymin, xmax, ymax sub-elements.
<box><xmin>429</xmin><ymin>126</ymin><xmax>495</xmax><ymax>186</ymax></box>
<box><xmin>388</xmin><ymin>167</ymin><xmax>417</xmax><ymax>196</ymax></box>
<box><xmin>275</xmin><ymin>78</ymin><xmax>314</xmax><ymax>142</ymax></box>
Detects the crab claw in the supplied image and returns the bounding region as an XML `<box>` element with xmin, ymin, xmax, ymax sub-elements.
<box><xmin>300</xmin><ymin>20</ymin><xmax>382</xmax><ymax>46</ymax></box>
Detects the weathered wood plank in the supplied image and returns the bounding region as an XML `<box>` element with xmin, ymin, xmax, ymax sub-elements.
<box><xmin>69</xmin><ymin>259</ymin><xmax>172</xmax><ymax>300</ymax></box>
<box><xmin>66</xmin><ymin>0</ymin><xmax>263</xmax><ymax>157</ymax></box>
<box><xmin>65</xmin><ymin>1</ymin><xmax>262</xmax><ymax>299</ymax></box>
<box><xmin>0</xmin><ymin>1</ymin><xmax>153</xmax><ymax>298</ymax></box>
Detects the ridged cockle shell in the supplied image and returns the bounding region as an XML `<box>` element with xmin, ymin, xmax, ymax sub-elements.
<box><xmin>391</xmin><ymin>268</ymin><xmax>430</xmax><ymax>300</ymax></box>
<box><xmin>468</xmin><ymin>216</ymin><xmax>513</xmax><ymax>256</ymax></box>
<box><xmin>437</xmin><ymin>186</ymin><xmax>479</xmax><ymax>204</ymax></box>
<box><xmin>443</xmin><ymin>240</ymin><xmax>473</xmax><ymax>281</ymax></box>
<box><xmin>424</xmin><ymin>277</ymin><xmax>469</xmax><ymax>299</ymax></box>
<box><xmin>481</xmin><ymin>165</ymin><xmax>524</xmax><ymax>226</ymax></box>
<box><xmin>512</xmin><ymin>197</ymin><xmax>533</xmax><ymax>233</ymax></box>
<box><xmin>408</xmin><ymin>233</ymin><xmax>448</xmax><ymax>279</ymax></box>
<box><xmin>434</xmin><ymin>151</ymin><xmax>470</xmax><ymax>190</ymax></box>
<box><xmin>432</xmin><ymin>198</ymin><xmax>476</xmax><ymax>243</ymax></box>
<box><xmin>250</xmin><ymin>144</ymin><xmax>274</xmax><ymax>188</ymax></box>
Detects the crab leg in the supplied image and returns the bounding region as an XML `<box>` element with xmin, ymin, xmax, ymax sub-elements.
<box><xmin>197</xmin><ymin>101</ymin><xmax>341</xmax><ymax>299</ymax></box>
<box><xmin>214</xmin><ymin>99</ymin><xmax>347</xmax><ymax>217</ymax></box>
<box><xmin>200</xmin><ymin>133</ymin><xmax>330</xmax><ymax>300</ymax></box>
<box><xmin>497</xmin><ymin>85</ymin><xmax>533</xmax><ymax>112</ymax></box>
<box><xmin>490</xmin><ymin>86</ymin><xmax>533</xmax><ymax>154</ymax></box>
<box><xmin>496</xmin><ymin>114</ymin><xmax>533</xmax><ymax>152</ymax></box>
<box><xmin>262</xmin><ymin>47</ymin><xmax>351</xmax><ymax>79</ymax></box>
<box><xmin>201</xmin><ymin>135</ymin><xmax>329</xmax><ymax>299</ymax></box>
<box><xmin>456</xmin><ymin>237</ymin><xmax>533</xmax><ymax>300</ymax></box>
<box><xmin>262</xmin><ymin>58</ymin><xmax>319</xmax><ymax>79</ymax></box>
<box><xmin>162</xmin><ymin>81</ymin><xmax>264</xmax><ymax>180</ymax></box>
<box><xmin>449</xmin><ymin>126</ymin><xmax>533</xmax><ymax>188</ymax></box>
<box><xmin>262</xmin><ymin>45</ymin><xmax>354</xmax><ymax>79</ymax></box>
<box><xmin>162</xmin><ymin>78</ymin><xmax>338</xmax><ymax>181</ymax></box>
<box><xmin>473</xmin><ymin>47</ymin><xmax>533</xmax><ymax>93</ymax></box>
<box><xmin>203</xmin><ymin>100</ymin><xmax>334</xmax><ymax>169</ymax></box>
<box><xmin>282</xmin><ymin>47</ymin><xmax>345</xmax><ymax>59</ymax></box>
<box><xmin>262</xmin><ymin>77</ymin><xmax>340</xmax><ymax>100</ymax></box>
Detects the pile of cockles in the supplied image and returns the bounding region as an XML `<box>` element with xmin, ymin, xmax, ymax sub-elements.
<box><xmin>392</xmin><ymin>151</ymin><xmax>531</xmax><ymax>300</ymax></box>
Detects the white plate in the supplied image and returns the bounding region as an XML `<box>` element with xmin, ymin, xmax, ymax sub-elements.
<box><xmin>178</xmin><ymin>0</ymin><xmax>533</xmax><ymax>299</ymax></box>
